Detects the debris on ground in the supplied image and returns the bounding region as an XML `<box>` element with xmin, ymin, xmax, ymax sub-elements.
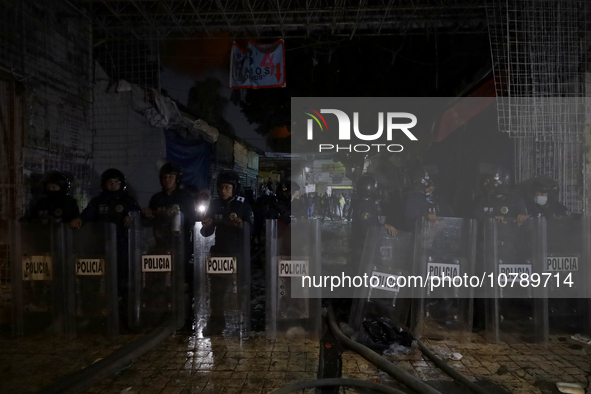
<box><xmin>570</xmin><ymin>334</ymin><xmax>591</xmax><ymax>345</ymax></box>
<box><xmin>556</xmin><ymin>382</ymin><xmax>585</xmax><ymax>394</ymax></box>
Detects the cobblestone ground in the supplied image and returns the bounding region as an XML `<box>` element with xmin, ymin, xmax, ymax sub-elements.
<box><xmin>3</xmin><ymin>222</ymin><xmax>590</xmax><ymax>393</ymax></box>
<box><xmin>0</xmin><ymin>331</ymin><xmax>145</xmax><ymax>394</ymax></box>
<box><xmin>69</xmin><ymin>332</ymin><xmax>591</xmax><ymax>394</ymax></box>
<box><xmin>1</xmin><ymin>329</ymin><xmax>589</xmax><ymax>394</ymax></box>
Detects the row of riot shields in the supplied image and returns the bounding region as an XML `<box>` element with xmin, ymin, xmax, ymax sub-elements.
<box><xmin>13</xmin><ymin>213</ymin><xmax>588</xmax><ymax>342</ymax></box>
<box><xmin>349</xmin><ymin>216</ymin><xmax>591</xmax><ymax>344</ymax></box>
<box><xmin>11</xmin><ymin>212</ymin><xmax>318</xmax><ymax>340</ymax></box>
<box><xmin>349</xmin><ymin>218</ymin><xmax>476</xmax><ymax>341</ymax></box>
<box><xmin>191</xmin><ymin>218</ymin><xmax>321</xmax><ymax>340</ymax></box>
<box><xmin>10</xmin><ymin>211</ymin><xmax>187</xmax><ymax>337</ymax></box>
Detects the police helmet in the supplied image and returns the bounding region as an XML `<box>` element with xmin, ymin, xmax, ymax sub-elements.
<box><xmin>101</xmin><ymin>168</ymin><xmax>127</xmax><ymax>191</ymax></box>
<box><xmin>531</xmin><ymin>175</ymin><xmax>559</xmax><ymax>201</ymax></box>
<box><xmin>484</xmin><ymin>167</ymin><xmax>510</xmax><ymax>193</ymax></box>
<box><xmin>355</xmin><ymin>173</ymin><xmax>378</xmax><ymax>198</ymax></box>
<box><xmin>159</xmin><ymin>162</ymin><xmax>182</xmax><ymax>184</ymax></box>
<box><xmin>531</xmin><ymin>175</ymin><xmax>558</xmax><ymax>194</ymax></box>
<box><xmin>290</xmin><ymin>181</ymin><xmax>301</xmax><ymax>194</ymax></box>
<box><xmin>412</xmin><ymin>168</ymin><xmax>434</xmax><ymax>190</ymax></box>
<box><xmin>216</xmin><ymin>169</ymin><xmax>241</xmax><ymax>196</ymax></box>
<box><xmin>41</xmin><ymin>171</ymin><xmax>70</xmax><ymax>195</ymax></box>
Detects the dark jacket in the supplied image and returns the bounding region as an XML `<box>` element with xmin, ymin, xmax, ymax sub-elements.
<box><xmin>28</xmin><ymin>193</ymin><xmax>80</xmax><ymax>223</ymax></box>
<box><xmin>201</xmin><ymin>196</ymin><xmax>252</xmax><ymax>254</ymax></box>
<box><xmin>350</xmin><ymin>196</ymin><xmax>380</xmax><ymax>245</ymax></box>
<box><xmin>146</xmin><ymin>187</ymin><xmax>197</xmax><ymax>231</ymax></box>
<box><xmin>403</xmin><ymin>191</ymin><xmax>453</xmax><ymax>230</ymax></box>
<box><xmin>525</xmin><ymin>199</ymin><xmax>568</xmax><ymax>219</ymax></box>
<box><xmin>472</xmin><ymin>191</ymin><xmax>527</xmax><ymax>222</ymax></box>
<box><xmin>80</xmin><ymin>191</ymin><xmax>140</xmax><ymax>226</ymax></box>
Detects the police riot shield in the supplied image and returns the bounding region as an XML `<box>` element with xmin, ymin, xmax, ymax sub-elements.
<box><xmin>483</xmin><ymin>217</ymin><xmax>548</xmax><ymax>343</ymax></box>
<box><xmin>66</xmin><ymin>222</ymin><xmax>119</xmax><ymax>336</ymax></box>
<box><xmin>349</xmin><ymin>227</ymin><xmax>414</xmax><ymax>333</ymax></box>
<box><xmin>545</xmin><ymin>217</ymin><xmax>591</xmax><ymax>334</ymax></box>
<box><xmin>265</xmin><ymin>219</ymin><xmax>321</xmax><ymax>340</ymax></box>
<box><xmin>10</xmin><ymin>219</ymin><xmax>68</xmax><ymax>336</ymax></box>
<box><xmin>411</xmin><ymin>217</ymin><xmax>476</xmax><ymax>341</ymax></box>
<box><xmin>194</xmin><ymin>221</ymin><xmax>250</xmax><ymax>337</ymax></box>
<box><xmin>128</xmin><ymin>211</ymin><xmax>186</xmax><ymax>330</ymax></box>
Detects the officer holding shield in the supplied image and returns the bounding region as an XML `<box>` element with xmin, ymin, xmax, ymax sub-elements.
<box><xmin>142</xmin><ymin>162</ymin><xmax>196</xmax><ymax>253</ymax></box>
<box><xmin>27</xmin><ymin>171</ymin><xmax>79</xmax><ymax>223</ymax></box>
<box><xmin>70</xmin><ymin>168</ymin><xmax>140</xmax><ymax>330</ymax></box>
<box><xmin>473</xmin><ymin>167</ymin><xmax>528</xmax><ymax>225</ymax></box>
<box><xmin>200</xmin><ymin>169</ymin><xmax>252</xmax><ymax>335</ymax></box>
<box><xmin>524</xmin><ymin>176</ymin><xmax>568</xmax><ymax>219</ymax></box>
<box><xmin>403</xmin><ymin>168</ymin><xmax>453</xmax><ymax>230</ymax></box>
<box><xmin>70</xmin><ymin>169</ymin><xmax>140</xmax><ymax>229</ymax></box>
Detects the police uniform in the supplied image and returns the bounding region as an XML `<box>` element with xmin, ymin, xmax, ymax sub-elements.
<box><xmin>78</xmin><ymin>189</ymin><xmax>140</xmax><ymax>330</ymax></box>
<box><xmin>473</xmin><ymin>191</ymin><xmax>527</xmax><ymax>222</ymax></box>
<box><xmin>349</xmin><ymin>196</ymin><xmax>381</xmax><ymax>250</ymax></box>
<box><xmin>146</xmin><ymin>188</ymin><xmax>196</xmax><ymax>253</ymax></box>
<box><xmin>28</xmin><ymin>194</ymin><xmax>79</xmax><ymax>223</ymax></box>
<box><xmin>403</xmin><ymin>191</ymin><xmax>453</xmax><ymax>230</ymax></box>
<box><xmin>525</xmin><ymin>199</ymin><xmax>568</xmax><ymax>219</ymax></box>
<box><xmin>80</xmin><ymin>191</ymin><xmax>140</xmax><ymax>226</ymax></box>
<box><xmin>200</xmin><ymin>195</ymin><xmax>252</xmax><ymax>333</ymax></box>
<box><xmin>201</xmin><ymin>195</ymin><xmax>252</xmax><ymax>254</ymax></box>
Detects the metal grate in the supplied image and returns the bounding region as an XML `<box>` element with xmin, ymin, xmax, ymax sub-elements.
<box><xmin>94</xmin><ymin>36</ymin><xmax>160</xmax><ymax>92</ymax></box>
<box><xmin>486</xmin><ymin>0</ymin><xmax>589</xmax><ymax>214</ymax></box>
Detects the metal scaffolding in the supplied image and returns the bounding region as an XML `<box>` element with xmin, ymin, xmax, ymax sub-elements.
<box><xmin>77</xmin><ymin>0</ymin><xmax>489</xmax><ymax>40</ymax></box>
<box><xmin>486</xmin><ymin>0</ymin><xmax>589</xmax><ymax>214</ymax></box>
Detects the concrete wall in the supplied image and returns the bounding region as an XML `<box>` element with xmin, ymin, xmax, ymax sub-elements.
<box><xmin>93</xmin><ymin>64</ymin><xmax>166</xmax><ymax>207</ymax></box>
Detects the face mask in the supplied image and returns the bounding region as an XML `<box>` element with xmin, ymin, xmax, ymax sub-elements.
<box><xmin>534</xmin><ymin>196</ymin><xmax>548</xmax><ymax>206</ymax></box>
<box><xmin>45</xmin><ymin>190</ymin><xmax>61</xmax><ymax>199</ymax></box>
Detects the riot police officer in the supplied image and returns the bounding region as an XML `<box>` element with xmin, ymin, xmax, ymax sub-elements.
<box><xmin>201</xmin><ymin>170</ymin><xmax>253</xmax><ymax>249</ymax></box>
<box><xmin>525</xmin><ymin>175</ymin><xmax>568</xmax><ymax>219</ymax></box>
<box><xmin>70</xmin><ymin>168</ymin><xmax>140</xmax><ymax>330</ymax></box>
<box><xmin>142</xmin><ymin>162</ymin><xmax>196</xmax><ymax>251</ymax></box>
<box><xmin>267</xmin><ymin>181</ymin><xmax>292</xmax><ymax>225</ymax></box>
<box><xmin>403</xmin><ymin>168</ymin><xmax>453</xmax><ymax>230</ymax></box>
<box><xmin>143</xmin><ymin>162</ymin><xmax>196</xmax><ymax>330</ymax></box>
<box><xmin>472</xmin><ymin>167</ymin><xmax>528</xmax><ymax>225</ymax></box>
<box><xmin>200</xmin><ymin>169</ymin><xmax>252</xmax><ymax>334</ymax></box>
<box><xmin>70</xmin><ymin>168</ymin><xmax>140</xmax><ymax>228</ymax></box>
<box><xmin>472</xmin><ymin>167</ymin><xmax>527</xmax><ymax>332</ymax></box>
<box><xmin>349</xmin><ymin>173</ymin><xmax>397</xmax><ymax>246</ymax></box>
<box><xmin>27</xmin><ymin>171</ymin><xmax>79</xmax><ymax>223</ymax></box>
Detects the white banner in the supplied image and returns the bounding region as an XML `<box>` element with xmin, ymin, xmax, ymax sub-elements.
<box><xmin>230</xmin><ymin>40</ymin><xmax>285</xmax><ymax>89</ymax></box>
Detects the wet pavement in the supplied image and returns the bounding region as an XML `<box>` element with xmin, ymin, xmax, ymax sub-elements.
<box><xmin>3</xmin><ymin>321</ymin><xmax>588</xmax><ymax>393</ymax></box>
<box><xmin>2</xmin><ymin>221</ymin><xmax>590</xmax><ymax>393</ymax></box>
<box><xmin>0</xmin><ymin>331</ymin><xmax>146</xmax><ymax>394</ymax></box>
<box><xmin>52</xmin><ymin>331</ymin><xmax>589</xmax><ymax>394</ymax></box>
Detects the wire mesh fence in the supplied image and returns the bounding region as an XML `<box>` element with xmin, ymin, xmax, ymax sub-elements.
<box><xmin>486</xmin><ymin>0</ymin><xmax>589</xmax><ymax>214</ymax></box>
